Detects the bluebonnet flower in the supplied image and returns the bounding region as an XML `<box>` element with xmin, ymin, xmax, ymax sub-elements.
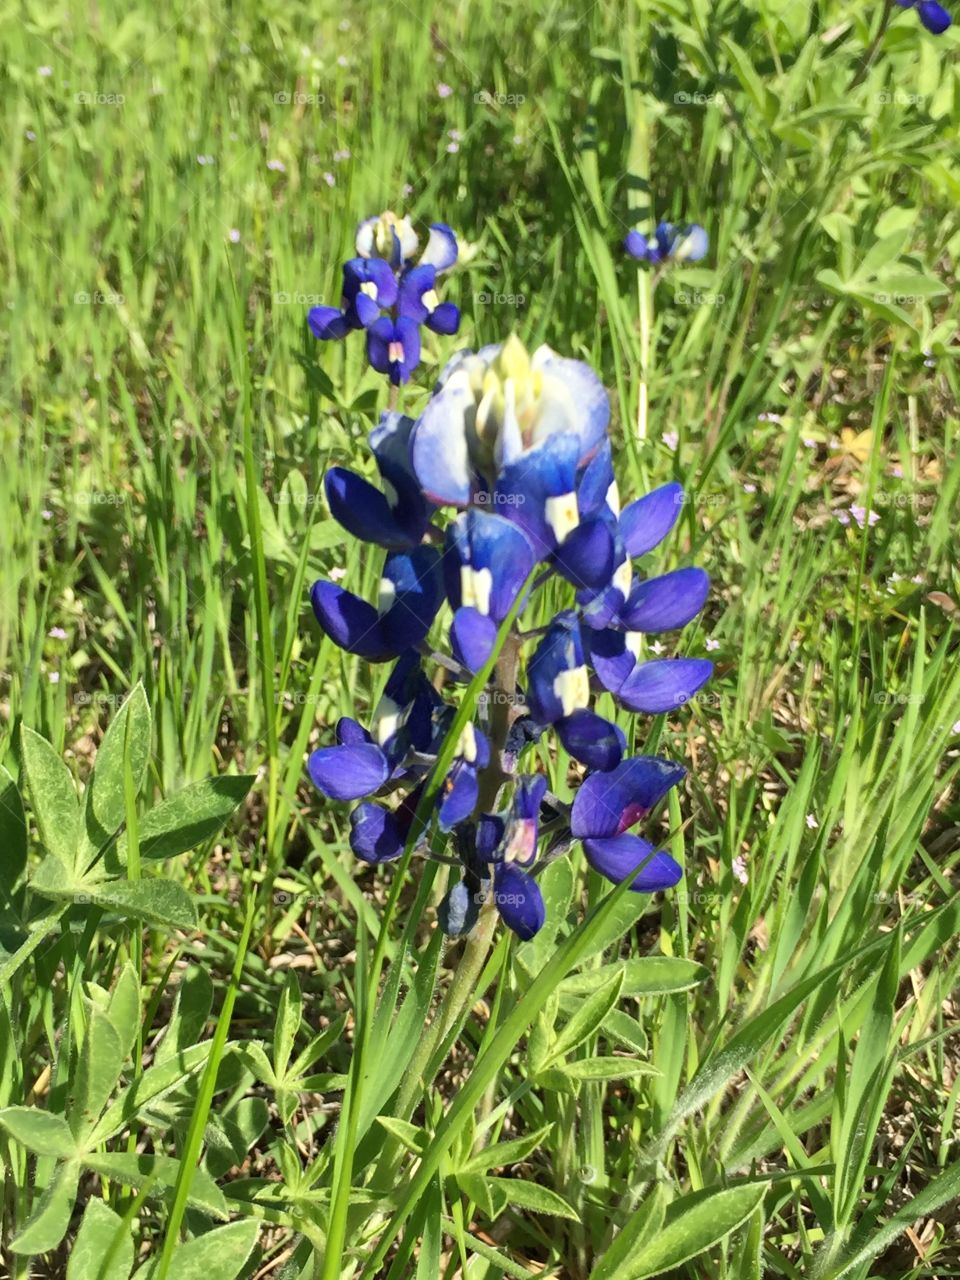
<box><xmin>325</xmin><ymin>412</ymin><xmax>435</xmax><ymax>549</ymax></box>
<box><xmin>308</xmin><ymin>211</ymin><xmax>460</xmax><ymax>384</ymax></box>
<box><xmin>310</xmin><ymin>546</ymin><xmax>442</xmax><ymax>661</ymax></box>
<box><xmin>306</xmin><ymin>320</ymin><xmax>711</xmax><ymax>941</ymax></box>
<box><xmin>570</xmin><ymin>757</ymin><xmax>686</xmax><ymax>890</ymax></box>
<box><xmin>625</xmin><ymin>222</ymin><xmax>709</xmax><ymax>265</ymax></box>
<box><xmin>896</xmin><ymin>0</ymin><xmax>951</xmax><ymax>31</ymax></box>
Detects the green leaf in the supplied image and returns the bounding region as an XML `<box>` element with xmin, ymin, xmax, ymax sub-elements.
<box><xmin>613</xmin><ymin>1183</ymin><xmax>767</xmax><ymax>1279</ymax></box>
<box><xmin>28</xmin><ymin>852</ymin><xmax>87</xmax><ymax>899</ymax></box>
<box><xmin>486</xmin><ymin>1178</ymin><xmax>579</xmax><ymax>1221</ymax></box>
<box><xmin>155</xmin><ymin>966</ymin><xmax>214</xmax><ymax>1064</ymax></box>
<box><xmin>560</xmin><ymin>957</ymin><xmax>708</xmax><ymax>999</ymax></box>
<box><xmin>375</xmin><ymin>1116</ymin><xmax>427</xmax><ymax>1155</ymax></box>
<box><xmin>107</xmin><ymin>961</ymin><xmax>142</xmax><ymax>1060</ymax></box>
<box><xmin>20</xmin><ymin>725</ymin><xmax>80</xmax><ymax>869</ymax></box>
<box><xmin>95</xmin><ymin>1042</ymin><xmax>215</xmax><ymax>1141</ymax></box>
<box><xmin>80</xmin><ymin>683</ymin><xmax>151</xmax><ymax>862</ymax></box>
<box><xmin>456</xmin><ymin>1171</ymin><xmax>505</xmax><ymax>1221</ymax></box>
<box><xmin>133</xmin><ymin>1218</ymin><xmax>259</xmax><ymax>1279</ymax></box>
<box><xmin>68</xmin><ymin>1198</ymin><xmax>134</xmax><ymax>1280</ymax></box>
<box><xmin>309</xmin><ymin>518</ymin><xmax>351</xmax><ymax>552</ymax></box>
<box><xmin>118</xmin><ymin>776</ymin><xmax>254</xmax><ymax>863</ymax></box>
<box><xmin>592</xmin><ymin>1187</ymin><xmax>668</xmax><ymax>1280</ymax></box>
<box><xmin>70</xmin><ymin>1007</ymin><xmax>125</xmax><ymax>1137</ymax></box>
<box><xmin>83</xmin><ymin>1153</ymin><xmax>229</xmax><ymax>1220</ymax></box>
<box><xmin>457</xmin><ymin>1125</ymin><xmax>553</xmax><ymax>1177</ymax></box>
<box><xmin>544</xmin><ymin>968</ymin><xmax>624</xmax><ymax>1064</ymax></box>
<box><xmin>0</xmin><ymin>1106</ymin><xmax>78</xmax><ymax>1157</ymax></box>
<box><xmin>0</xmin><ymin>764</ymin><xmax>27</xmax><ymax>903</ymax></box>
<box><xmin>553</xmin><ymin>1056</ymin><xmax>658</xmax><ymax>1083</ymax></box>
<box><xmin>85</xmin><ymin>879</ymin><xmax>198</xmax><ymax>930</ymax></box>
<box><xmin>11</xmin><ymin>1161</ymin><xmax>80</xmax><ymax>1254</ymax></box>
<box><xmin>273</xmin><ymin>970</ymin><xmax>301</xmax><ymax>1081</ymax></box>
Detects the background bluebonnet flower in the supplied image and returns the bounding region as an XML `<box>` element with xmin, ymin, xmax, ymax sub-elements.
<box><xmin>308</xmin><ymin>211</ymin><xmax>460</xmax><ymax>384</ymax></box>
<box><xmin>896</xmin><ymin>0</ymin><xmax>951</xmax><ymax>32</ymax></box>
<box><xmin>625</xmin><ymin>222</ymin><xmax>709</xmax><ymax>265</ymax></box>
<box><xmin>307</xmin><ymin>331</ymin><xmax>710</xmax><ymax>941</ymax></box>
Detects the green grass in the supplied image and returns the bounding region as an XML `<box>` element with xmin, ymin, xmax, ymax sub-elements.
<box><xmin>1</xmin><ymin>0</ymin><xmax>959</xmax><ymax>1276</ymax></box>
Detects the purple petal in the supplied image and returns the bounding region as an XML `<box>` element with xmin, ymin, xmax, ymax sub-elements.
<box><xmin>308</xmin><ymin>743</ymin><xmax>389</xmax><ymax>800</ymax></box>
<box><xmin>618</xmin><ymin>658</ymin><xmax>713</xmax><ymax>713</ymax></box>
<box><xmin>621</xmin><ymin>568</ymin><xmax>710</xmax><ymax>633</ymax></box>
<box><xmin>619</xmin><ymin>483</ymin><xmax>684</xmax><ymax>558</ymax></box>
<box><xmin>308</xmin><ymin>305</ymin><xmax>351</xmax><ymax>340</ymax></box>
<box><xmin>438</xmin><ymin>760</ymin><xmax>479</xmax><ymax>831</ymax></box>
<box><xmin>557</xmin><ymin>709</ymin><xmax>625</xmax><ymax>772</ymax></box>
<box><xmin>336</xmin><ymin>717</ymin><xmax>371</xmax><ymax>746</ymax></box>
<box><xmin>918</xmin><ymin>0</ymin><xmax>951</xmax><ymax>29</ymax></box>
<box><xmin>427</xmin><ymin>302</ymin><xmax>460</xmax><ymax>335</ymax></box>
<box><xmin>527</xmin><ymin>611</ymin><xmax>586</xmax><ymax>725</ymax></box>
<box><xmin>324</xmin><ymin>467</ymin><xmax>415</xmax><ymax>548</ymax></box>
<box><xmin>349</xmin><ymin>803</ymin><xmax>406</xmax><ymax>862</ymax></box>
<box><xmin>585</xmin><ymin>628</ymin><xmax>636</xmax><ymax>695</ymax></box>
<box><xmin>380</xmin><ymin>546</ymin><xmax>443</xmax><ymax>652</ymax></box>
<box><xmin>553</xmin><ymin>517</ymin><xmax>617</xmax><ymax>590</ymax></box>
<box><xmin>450</xmin><ymin>606</ymin><xmax>498</xmax><ymax>673</ymax></box>
<box><xmin>582</xmin><ymin>835</ymin><xmax>682</xmax><ymax>891</ymax></box>
<box><xmin>493</xmin><ymin>863</ymin><xmax>545</xmax><ymax>939</ymax></box>
<box><xmin>571</xmin><ymin>756</ymin><xmax>686</xmax><ymax>839</ymax></box>
<box><xmin>624</xmin><ymin>230</ymin><xmax>649</xmax><ymax>261</ymax></box>
<box><xmin>311</xmin><ymin>580</ymin><xmax>391</xmax><ymax>661</ymax></box>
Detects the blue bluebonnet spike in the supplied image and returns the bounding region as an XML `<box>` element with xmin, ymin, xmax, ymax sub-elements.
<box><xmin>311</xmin><ymin>546</ymin><xmax>442</xmax><ymax>661</ymax></box>
<box><xmin>570</xmin><ymin>757</ymin><xmax>686</xmax><ymax>890</ymax></box>
<box><xmin>527</xmin><ymin>612</ymin><xmax>624</xmax><ymax>771</ymax></box>
<box><xmin>309</xmin><ymin>211</ymin><xmax>460</xmax><ymax>382</ymax></box>
<box><xmin>325</xmin><ymin>413</ymin><xmax>435</xmax><ymax>550</ymax></box>
<box><xmin>897</xmin><ymin>0</ymin><xmax>951</xmax><ymax>31</ymax></box>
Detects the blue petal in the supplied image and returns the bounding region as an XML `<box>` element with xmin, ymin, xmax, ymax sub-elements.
<box><xmin>514</xmin><ymin>773</ymin><xmax>547</xmax><ymax>821</ymax></box>
<box><xmin>308</xmin><ymin>743</ymin><xmax>389</xmax><ymax>800</ymax></box>
<box><xmin>585</xmin><ymin>628</ymin><xmax>636</xmax><ymax>695</ymax></box>
<box><xmin>420</xmin><ymin>222</ymin><xmax>459</xmax><ymax>271</ymax></box>
<box><xmin>582</xmin><ymin>835</ymin><xmax>682</xmax><ymax>891</ymax></box>
<box><xmin>397</xmin><ymin>264</ymin><xmax>436</xmax><ymax>323</ymax></box>
<box><xmin>450</xmin><ymin>607</ymin><xmax>496</xmax><ymax>673</ymax></box>
<box><xmin>336</xmin><ymin>717</ymin><xmax>371</xmax><ymax>746</ymax></box>
<box><xmin>311</xmin><ymin>580</ymin><xmax>392</xmax><ymax>661</ymax></box>
<box><xmin>370</xmin><ymin>411</ymin><xmax>434</xmax><ymax>537</ymax></box>
<box><xmin>476</xmin><ymin>813</ymin><xmax>506</xmax><ymax>860</ymax></box>
<box><xmin>620</xmin><ymin>568</ymin><xmax>710</xmax><ymax>632</ymax></box>
<box><xmin>557</xmin><ymin>709</ymin><xmax>625</xmax><ymax>772</ymax></box>
<box><xmin>553</xmin><ymin>517</ymin><xmax>617</xmax><ymax>590</ymax></box>
<box><xmin>577</xmin><ymin>440</ymin><xmax>615</xmax><ymax>518</ymax></box>
<box><xmin>624</xmin><ymin>230</ymin><xmax>649</xmax><ymax>261</ymax></box>
<box><xmin>531</xmin><ymin>346</ymin><xmax>610</xmax><ymax>464</ymax></box>
<box><xmin>446</xmin><ymin>510</ymin><xmax>535</xmax><ymax>620</ymax></box>
<box><xmin>619</xmin><ymin>483</ymin><xmax>684</xmax><ymax>558</ymax></box>
<box><xmin>349</xmin><ymin>803</ymin><xmax>406</xmax><ymax>862</ymax></box>
<box><xmin>324</xmin><ymin>467</ymin><xmax>415</xmax><ymax>548</ymax></box>
<box><xmin>411</xmin><ymin>367</ymin><xmax>477</xmax><ymax>505</ymax></box>
<box><xmin>918</xmin><ymin>0</ymin><xmax>951</xmax><ymax>29</ymax></box>
<box><xmin>571</xmin><ymin>756</ymin><xmax>686</xmax><ymax>839</ymax></box>
<box><xmin>527</xmin><ymin>611</ymin><xmax>585</xmax><ymax>725</ymax></box>
<box><xmin>674</xmin><ymin>225</ymin><xmax>709</xmax><ymax>262</ymax></box>
<box><xmin>618</xmin><ymin>658</ymin><xmax>713</xmax><ymax>713</ymax></box>
<box><xmin>380</xmin><ymin>546</ymin><xmax>443</xmax><ymax>652</ymax></box>
<box><xmin>308</xmin><ymin>305</ymin><xmax>351</xmax><ymax>340</ymax></box>
<box><xmin>493</xmin><ymin>863</ymin><xmax>545</xmax><ymax>939</ymax></box>
<box><xmin>438</xmin><ymin>760</ymin><xmax>479</xmax><ymax>831</ymax></box>
<box><xmin>427</xmin><ymin>302</ymin><xmax>460</xmax><ymax>335</ymax></box>
<box><xmin>395</xmin><ymin>317</ymin><xmax>421</xmax><ymax>384</ymax></box>
<box><xmin>494</xmin><ymin>432</ymin><xmax>581</xmax><ymax>559</ymax></box>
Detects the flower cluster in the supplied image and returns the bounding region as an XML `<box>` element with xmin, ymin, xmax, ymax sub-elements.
<box><xmin>307</xmin><ymin>335</ymin><xmax>712</xmax><ymax>941</ymax></box>
<box><xmin>308</xmin><ymin>211</ymin><xmax>461</xmax><ymax>385</ymax></box>
<box><xmin>624</xmin><ymin>222</ymin><xmax>708</xmax><ymax>266</ymax></box>
<box><xmin>896</xmin><ymin>0</ymin><xmax>951</xmax><ymax>32</ymax></box>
